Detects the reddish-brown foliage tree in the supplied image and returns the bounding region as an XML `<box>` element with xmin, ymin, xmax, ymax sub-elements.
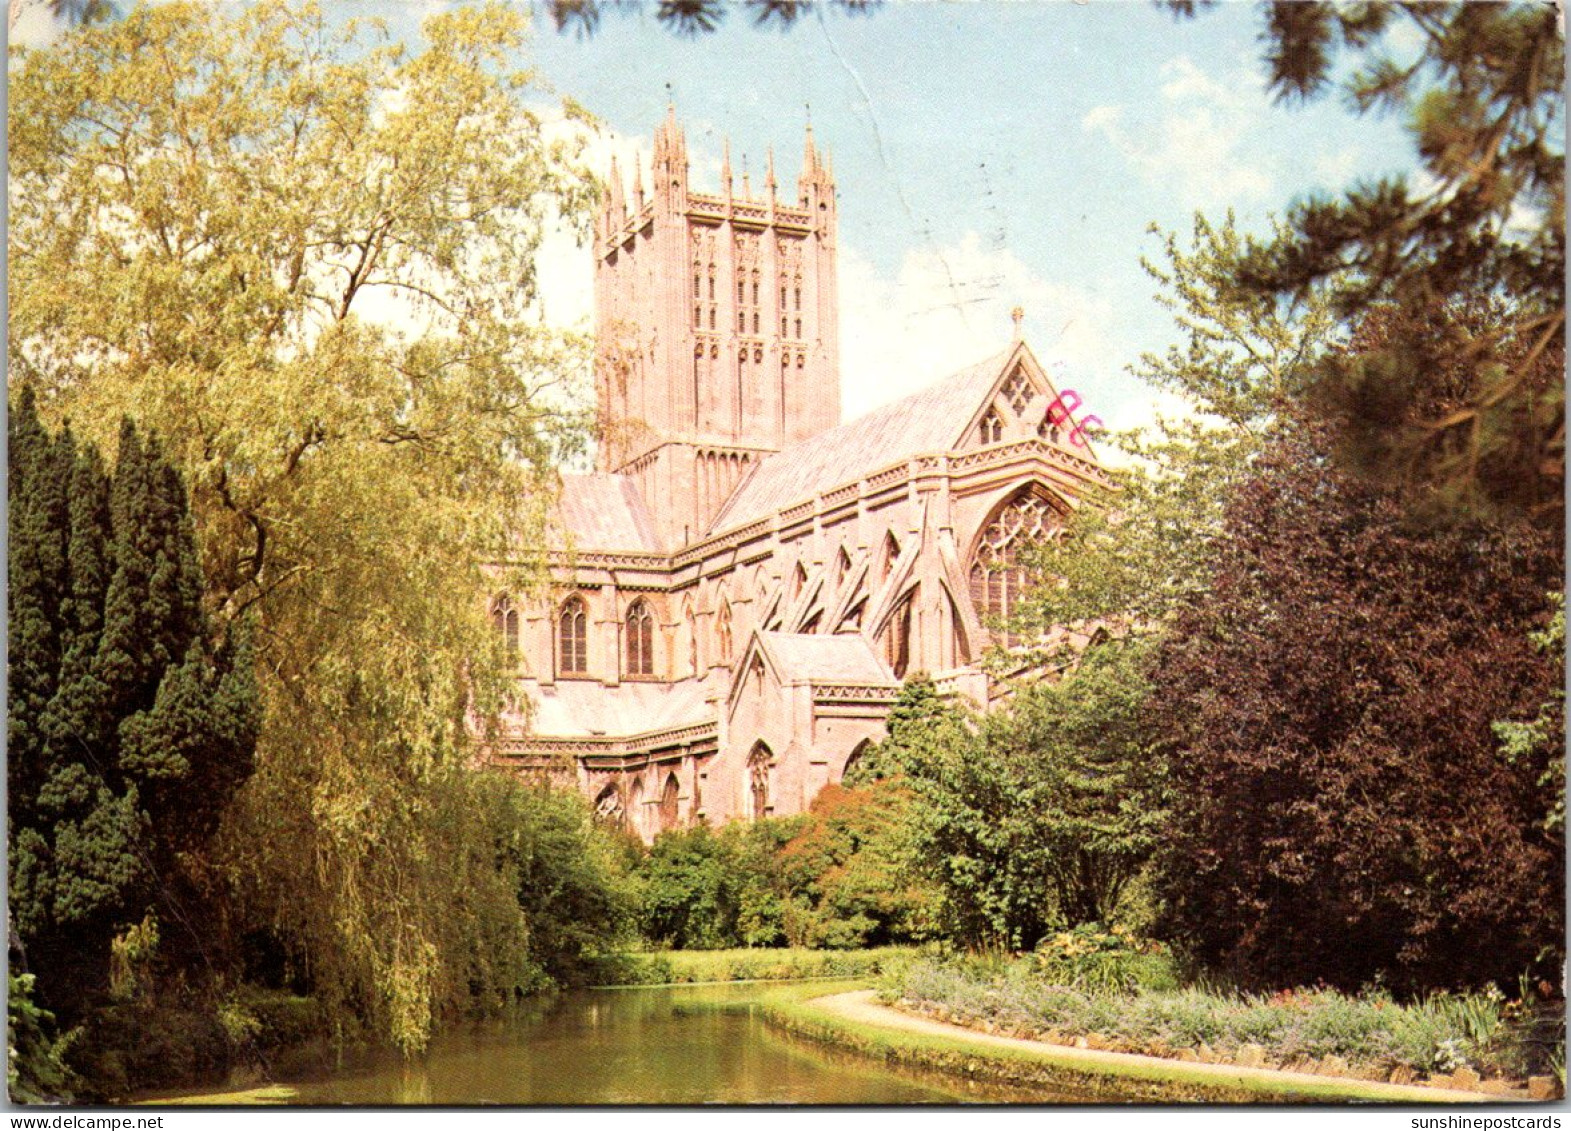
<box><xmin>1150</xmin><ymin>428</ymin><xmax>1563</xmax><ymax>993</ymax></box>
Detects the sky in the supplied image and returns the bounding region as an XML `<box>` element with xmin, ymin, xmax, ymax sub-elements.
<box><xmin>12</xmin><ymin>0</ymin><xmax>1424</xmax><ymax>435</ymax></box>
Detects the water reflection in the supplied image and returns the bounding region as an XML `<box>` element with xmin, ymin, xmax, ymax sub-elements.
<box><xmin>257</xmin><ymin>983</ymin><xmax>1046</xmax><ymax>1105</ymax></box>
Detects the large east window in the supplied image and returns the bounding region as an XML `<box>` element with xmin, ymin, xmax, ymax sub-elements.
<box><xmin>968</xmin><ymin>488</ymin><xmax>1064</xmax><ymax>646</ymax></box>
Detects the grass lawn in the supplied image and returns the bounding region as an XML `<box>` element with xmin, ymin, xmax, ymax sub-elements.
<box><xmin>584</xmin><ymin>945</ymin><xmax>925</xmax><ymax>987</ymax></box>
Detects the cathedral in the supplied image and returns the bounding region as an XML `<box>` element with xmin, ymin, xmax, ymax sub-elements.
<box><xmin>491</xmin><ymin>110</ymin><xmax>1112</xmax><ymax>840</ymax></box>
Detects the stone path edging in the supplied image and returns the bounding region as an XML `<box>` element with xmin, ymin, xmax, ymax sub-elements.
<box><xmin>809</xmin><ymin>990</ymin><xmax>1505</xmax><ymax>1104</ymax></box>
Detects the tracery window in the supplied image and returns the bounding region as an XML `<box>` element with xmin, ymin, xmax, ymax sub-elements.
<box><xmin>558</xmin><ymin>595</ymin><xmax>588</xmax><ymax>675</ymax></box>
<box><xmin>625</xmin><ymin>598</ymin><xmax>655</xmax><ymax>677</ymax></box>
<box><xmin>594</xmin><ymin>785</ymin><xmax>625</xmax><ymax>828</ymax></box>
<box><xmin>1003</xmin><ymin>369</ymin><xmax>1032</xmax><ymax>415</ymax></box>
<box><xmin>492</xmin><ymin>595</ymin><xmax>519</xmax><ymax>658</ymax></box>
<box><xmin>683</xmin><ymin>604</ymin><xmax>698</xmax><ymax>677</ymax></box>
<box><xmin>968</xmin><ymin>489</ymin><xmax>1063</xmax><ymax>646</ymax></box>
<box><xmin>979</xmin><ymin>409</ymin><xmax>1004</xmax><ymax>445</ymax></box>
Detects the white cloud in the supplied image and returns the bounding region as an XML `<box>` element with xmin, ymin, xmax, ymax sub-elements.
<box><xmin>1081</xmin><ymin>54</ymin><xmax>1272</xmax><ymax>206</ymax></box>
<box><xmin>837</xmin><ymin>233</ymin><xmax>1119</xmax><ymax>422</ymax></box>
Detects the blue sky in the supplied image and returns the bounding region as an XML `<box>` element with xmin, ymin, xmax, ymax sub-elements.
<box><xmin>13</xmin><ymin>0</ymin><xmax>1423</xmax><ymax>432</ymax></box>
<box><xmin>511</xmin><ymin>0</ymin><xmax>1420</xmax><ymax>429</ymax></box>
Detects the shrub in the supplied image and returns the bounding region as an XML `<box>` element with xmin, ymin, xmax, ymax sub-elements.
<box><xmin>886</xmin><ymin>955</ymin><xmax>1555</xmax><ymax>1078</ymax></box>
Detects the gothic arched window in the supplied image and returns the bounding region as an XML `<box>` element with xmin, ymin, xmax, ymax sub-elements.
<box><xmin>683</xmin><ymin>603</ymin><xmax>698</xmax><ymax>677</ymax></box>
<box><xmin>558</xmin><ymin>595</ymin><xmax>588</xmax><ymax>676</ymax></box>
<box><xmin>968</xmin><ymin>488</ymin><xmax>1064</xmax><ymax>646</ymax></box>
<box><xmin>979</xmin><ymin>409</ymin><xmax>1004</xmax><ymax>445</ymax></box>
<box><xmin>492</xmin><ymin>595</ymin><xmax>519</xmax><ymax>658</ymax></box>
<box><xmin>883</xmin><ymin>590</ymin><xmax>913</xmax><ymax>678</ymax></box>
<box><xmin>747</xmin><ymin>744</ymin><xmax>771</xmax><ymax>820</ymax></box>
<box><xmin>625</xmin><ymin>598</ymin><xmax>654</xmax><ymax>677</ymax></box>
<box><xmin>881</xmin><ymin>530</ymin><xmax>900</xmax><ymax>582</ymax></box>
<box><xmin>594</xmin><ymin>785</ymin><xmax>625</xmax><ymax>828</ymax></box>
<box><xmin>659</xmin><ymin>773</ymin><xmax>681</xmax><ymax>831</ymax></box>
<box><xmin>716</xmin><ymin>600</ymin><xmax>733</xmax><ymax>663</ymax></box>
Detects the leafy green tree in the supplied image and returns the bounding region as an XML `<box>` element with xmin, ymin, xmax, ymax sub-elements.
<box><xmin>985</xmin><ymin>639</ymin><xmax>1167</xmax><ymax>927</ymax></box>
<box><xmin>7</xmin><ymin>392</ymin><xmax>260</xmax><ymax>1030</ymax></box>
<box><xmin>1494</xmin><ymin>591</ymin><xmax>1566</xmax><ymax>839</ymax></box>
<box><xmin>1151</xmin><ymin>426</ymin><xmax>1563</xmax><ymax>993</ymax></box>
<box><xmin>9</xmin><ymin>1</ymin><xmax>596</xmax><ymax>1052</ymax></box>
<box><xmin>874</xmin><ymin>678</ymin><xmax>1054</xmax><ymax>950</ymax></box>
<box><xmin>490</xmin><ymin>781</ymin><xmax>641</xmax><ymax>984</ymax></box>
<box><xmin>7</xmin><ymin>974</ymin><xmax>79</xmax><ymax>1104</ymax></box>
<box><xmin>1022</xmin><ymin>213</ymin><xmax>1340</xmax><ymax>635</ymax></box>
<box><xmin>638</xmin><ymin>826</ymin><xmax>744</xmax><ymax>950</ymax></box>
<box><xmin>1167</xmin><ymin>1</ymin><xmax>1564</xmax><ymax>525</ymax></box>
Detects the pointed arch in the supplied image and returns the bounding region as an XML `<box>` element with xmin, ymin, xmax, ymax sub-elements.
<box><xmin>628</xmin><ymin>777</ymin><xmax>645</xmax><ymax>836</ymax></box>
<box><xmin>746</xmin><ymin>742</ymin><xmax>772</xmax><ymax>820</ymax></box>
<box><xmin>716</xmin><ymin>599</ymin><xmax>734</xmax><ymax>663</ymax></box>
<box><xmin>836</xmin><ymin>545</ymin><xmax>852</xmax><ymax>587</ymax></box>
<box><xmin>881</xmin><ymin>530</ymin><xmax>900</xmax><ymax>582</ymax></box>
<box><xmin>841</xmin><ymin>738</ymin><xmax>874</xmax><ymax>785</ymax></box>
<box><xmin>978</xmin><ymin>407</ymin><xmax>1004</xmax><ymax>445</ymax></box>
<box><xmin>594</xmin><ymin>784</ymin><xmax>625</xmax><ymax>829</ymax></box>
<box><xmin>680</xmin><ymin>597</ymin><xmax>699</xmax><ymax>678</ymax></box>
<box><xmin>492</xmin><ymin>594</ymin><xmax>519</xmax><ymax>658</ymax></box>
<box><xmin>558</xmin><ymin>595</ymin><xmax>588</xmax><ymax>676</ymax></box>
<box><xmin>947</xmin><ymin>590</ymin><xmax>973</xmax><ymax>666</ymax></box>
<box><xmin>967</xmin><ymin>484</ymin><xmax>1068</xmax><ymax>647</ymax></box>
<box><xmin>625</xmin><ymin>597</ymin><xmax>655</xmax><ymax>677</ymax></box>
<box><xmin>659</xmin><ymin>773</ymin><xmax>681</xmax><ymax>831</ymax></box>
<box><xmin>882</xmin><ymin>587</ymin><xmax>915</xmax><ymax>678</ymax></box>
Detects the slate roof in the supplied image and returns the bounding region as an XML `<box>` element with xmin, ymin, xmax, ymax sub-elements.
<box><xmin>554</xmin><ymin>472</ymin><xmax>662</xmax><ymax>552</ymax></box>
<box><xmin>709</xmin><ymin>348</ymin><xmax>1011</xmax><ymax>533</ymax></box>
<box><xmin>518</xmin><ymin>673</ymin><xmax>717</xmax><ymax>737</ymax></box>
<box><xmin>757</xmin><ymin>631</ymin><xmax>894</xmax><ymax>685</ymax></box>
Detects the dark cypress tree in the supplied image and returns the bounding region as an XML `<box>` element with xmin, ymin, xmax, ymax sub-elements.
<box><xmin>7</xmin><ymin>389</ymin><xmax>72</xmax><ymax>827</ymax></box>
<box><xmin>7</xmin><ymin>402</ymin><xmax>260</xmax><ymax>1027</ymax></box>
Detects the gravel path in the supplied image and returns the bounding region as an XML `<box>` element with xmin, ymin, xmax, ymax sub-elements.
<box><xmin>810</xmin><ymin>990</ymin><xmax>1500</xmax><ymax>1104</ymax></box>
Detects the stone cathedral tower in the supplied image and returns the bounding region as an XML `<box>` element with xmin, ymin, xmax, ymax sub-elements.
<box><xmin>593</xmin><ymin>108</ymin><xmax>841</xmax><ymax>548</ymax></box>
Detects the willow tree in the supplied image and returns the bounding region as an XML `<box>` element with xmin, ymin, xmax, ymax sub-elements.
<box><xmin>9</xmin><ymin>1</ymin><xmax>596</xmax><ymax>1051</ymax></box>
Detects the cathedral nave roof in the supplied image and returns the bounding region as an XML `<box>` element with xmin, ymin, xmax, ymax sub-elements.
<box><xmin>553</xmin><ymin>471</ymin><xmax>663</xmax><ymax>552</ymax></box>
<box><xmin>707</xmin><ymin>347</ymin><xmax>1014</xmax><ymax>533</ymax></box>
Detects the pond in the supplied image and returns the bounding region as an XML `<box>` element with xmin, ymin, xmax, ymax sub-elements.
<box><xmin>158</xmin><ymin>983</ymin><xmax>1066</xmax><ymax>1105</ymax></box>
